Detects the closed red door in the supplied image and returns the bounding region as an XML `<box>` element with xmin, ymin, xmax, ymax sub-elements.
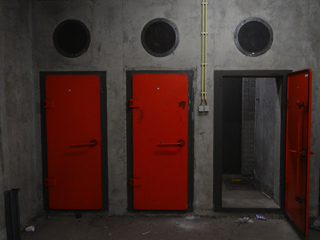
<box><xmin>131</xmin><ymin>74</ymin><xmax>189</xmax><ymax>210</ymax></box>
<box><xmin>44</xmin><ymin>74</ymin><xmax>102</xmax><ymax>209</ymax></box>
<box><xmin>285</xmin><ymin>69</ymin><xmax>312</xmax><ymax>237</ymax></box>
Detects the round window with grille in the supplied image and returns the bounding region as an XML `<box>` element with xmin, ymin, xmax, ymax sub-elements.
<box><xmin>141</xmin><ymin>18</ymin><xmax>179</xmax><ymax>57</ymax></box>
<box><xmin>53</xmin><ymin>19</ymin><xmax>90</xmax><ymax>58</ymax></box>
<box><xmin>234</xmin><ymin>17</ymin><xmax>273</xmax><ymax>57</ymax></box>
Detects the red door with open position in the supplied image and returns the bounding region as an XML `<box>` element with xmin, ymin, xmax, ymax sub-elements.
<box><xmin>285</xmin><ymin>69</ymin><xmax>312</xmax><ymax>237</ymax></box>
<box><xmin>130</xmin><ymin>74</ymin><xmax>189</xmax><ymax>210</ymax></box>
<box><xmin>44</xmin><ymin>74</ymin><xmax>102</xmax><ymax>209</ymax></box>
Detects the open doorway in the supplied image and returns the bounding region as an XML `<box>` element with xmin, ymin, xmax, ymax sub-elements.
<box><xmin>214</xmin><ymin>70</ymin><xmax>291</xmax><ymax>211</ymax></box>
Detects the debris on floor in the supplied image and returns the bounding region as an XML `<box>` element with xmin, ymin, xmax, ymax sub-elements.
<box><xmin>185</xmin><ymin>215</ymin><xmax>198</xmax><ymax>221</ymax></box>
<box><xmin>236</xmin><ymin>217</ymin><xmax>253</xmax><ymax>226</ymax></box>
<box><xmin>25</xmin><ymin>225</ymin><xmax>35</xmax><ymax>232</ymax></box>
<box><xmin>310</xmin><ymin>217</ymin><xmax>320</xmax><ymax>232</ymax></box>
<box><xmin>256</xmin><ymin>214</ymin><xmax>267</xmax><ymax>221</ymax></box>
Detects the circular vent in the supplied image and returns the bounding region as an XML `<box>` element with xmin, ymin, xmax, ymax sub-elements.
<box><xmin>53</xmin><ymin>19</ymin><xmax>90</xmax><ymax>58</ymax></box>
<box><xmin>234</xmin><ymin>17</ymin><xmax>273</xmax><ymax>57</ymax></box>
<box><xmin>141</xmin><ymin>18</ymin><xmax>179</xmax><ymax>57</ymax></box>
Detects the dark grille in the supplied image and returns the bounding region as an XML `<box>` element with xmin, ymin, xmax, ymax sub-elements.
<box><xmin>145</xmin><ymin>22</ymin><xmax>176</xmax><ymax>54</ymax></box>
<box><xmin>141</xmin><ymin>18</ymin><xmax>179</xmax><ymax>57</ymax></box>
<box><xmin>238</xmin><ymin>21</ymin><xmax>270</xmax><ymax>53</ymax></box>
<box><xmin>234</xmin><ymin>18</ymin><xmax>273</xmax><ymax>57</ymax></box>
<box><xmin>53</xmin><ymin>19</ymin><xmax>90</xmax><ymax>58</ymax></box>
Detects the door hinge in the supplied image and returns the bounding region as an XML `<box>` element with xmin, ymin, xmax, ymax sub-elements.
<box><xmin>42</xmin><ymin>99</ymin><xmax>54</xmax><ymax>109</ymax></box>
<box><xmin>297</xmin><ymin>101</ymin><xmax>308</xmax><ymax>109</ymax></box>
<box><xmin>130</xmin><ymin>178</ymin><xmax>141</xmax><ymax>187</ymax></box>
<box><xmin>129</xmin><ymin>99</ymin><xmax>139</xmax><ymax>108</ymax></box>
<box><xmin>45</xmin><ymin>178</ymin><xmax>56</xmax><ymax>187</ymax></box>
<box><xmin>295</xmin><ymin>197</ymin><xmax>305</xmax><ymax>204</ymax></box>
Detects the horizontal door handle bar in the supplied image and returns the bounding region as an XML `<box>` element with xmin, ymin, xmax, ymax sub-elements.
<box><xmin>70</xmin><ymin>139</ymin><xmax>98</xmax><ymax>148</ymax></box>
<box><xmin>158</xmin><ymin>139</ymin><xmax>185</xmax><ymax>147</ymax></box>
<box><xmin>289</xmin><ymin>149</ymin><xmax>309</xmax><ymax>157</ymax></box>
<box><xmin>289</xmin><ymin>150</ymin><xmax>298</xmax><ymax>153</ymax></box>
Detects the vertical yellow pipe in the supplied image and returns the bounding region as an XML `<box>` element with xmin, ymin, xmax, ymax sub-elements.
<box><xmin>201</xmin><ymin>0</ymin><xmax>205</xmax><ymax>102</ymax></box>
<box><xmin>204</xmin><ymin>0</ymin><xmax>208</xmax><ymax>102</ymax></box>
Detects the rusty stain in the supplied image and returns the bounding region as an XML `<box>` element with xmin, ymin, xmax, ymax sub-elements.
<box><xmin>178</xmin><ymin>101</ymin><xmax>186</xmax><ymax>109</ymax></box>
<box><xmin>138</xmin><ymin>110</ymin><xmax>144</xmax><ymax>123</ymax></box>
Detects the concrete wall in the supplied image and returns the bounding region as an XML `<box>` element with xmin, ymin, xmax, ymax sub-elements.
<box><xmin>0</xmin><ymin>0</ymin><xmax>43</xmax><ymax>238</ymax></box>
<box><xmin>0</xmin><ymin>1</ymin><xmax>5</xmax><ymax>238</ymax></box>
<box><xmin>309</xmin><ymin>0</ymin><xmax>320</xmax><ymax>217</ymax></box>
<box><xmin>30</xmin><ymin>0</ymin><xmax>320</xmax><ymax>218</ymax></box>
<box><xmin>254</xmin><ymin>78</ymin><xmax>281</xmax><ymax>204</ymax></box>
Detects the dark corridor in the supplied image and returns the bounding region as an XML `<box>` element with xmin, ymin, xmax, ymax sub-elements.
<box><xmin>222</xmin><ymin>78</ymin><xmax>242</xmax><ymax>174</ymax></box>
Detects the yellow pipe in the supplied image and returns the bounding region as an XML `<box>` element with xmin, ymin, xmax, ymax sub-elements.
<box><xmin>201</xmin><ymin>0</ymin><xmax>205</xmax><ymax>102</ymax></box>
<box><xmin>204</xmin><ymin>0</ymin><xmax>208</xmax><ymax>101</ymax></box>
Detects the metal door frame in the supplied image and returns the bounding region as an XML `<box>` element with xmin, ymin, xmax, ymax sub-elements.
<box><xmin>40</xmin><ymin>71</ymin><xmax>108</xmax><ymax>211</ymax></box>
<box><xmin>213</xmin><ymin>70</ymin><xmax>291</xmax><ymax>212</ymax></box>
<box><xmin>126</xmin><ymin>70</ymin><xmax>194</xmax><ymax>212</ymax></box>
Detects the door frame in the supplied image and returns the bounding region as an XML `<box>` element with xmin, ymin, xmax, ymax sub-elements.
<box><xmin>40</xmin><ymin>71</ymin><xmax>108</xmax><ymax>211</ymax></box>
<box><xmin>213</xmin><ymin>70</ymin><xmax>291</xmax><ymax>212</ymax></box>
<box><xmin>126</xmin><ymin>70</ymin><xmax>194</xmax><ymax>212</ymax></box>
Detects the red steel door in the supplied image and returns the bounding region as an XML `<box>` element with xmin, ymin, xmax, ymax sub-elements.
<box><xmin>45</xmin><ymin>75</ymin><xmax>102</xmax><ymax>209</ymax></box>
<box><xmin>285</xmin><ymin>69</ymin><xmax>312</xmax><ymax>237</ymax></box>
<box><xmin>131</xmin><ymin>74</ymin><xmax>189</xmax><ymax>210</ymax></box>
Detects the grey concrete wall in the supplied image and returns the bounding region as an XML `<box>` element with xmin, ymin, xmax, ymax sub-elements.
<box><xmin>0</xmin><ymin>1</ymin><xmax>5</xmax><ymax>238</ymax></box>
<box><xmin>241</xmin><ymin>78</ymin><xmax>256</xmax><ymax>176</ymax></box>
<box><xmin>254</xmin><ymin>78</ymin><xmax>281</xmax><ymax>204</ymax></box>
<box><xmin>30</xmin><ymin>0</ymin><xmax>320</xmax><ymax>218</ymax></box>
<box><xmin>309</xmin><ymin>0</ymin><xmax>320</xmax><ymax>218</ymax></box>
<box><xmin>0</xmin><ymin>0</ymin><xmax>43</xmax><ymax>238</ymax></box>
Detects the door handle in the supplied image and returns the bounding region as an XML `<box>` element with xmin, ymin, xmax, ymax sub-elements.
<box><xmin>69</xmin><ymin>139</ymin><xmax>98</xmax><ymax>148</ymax></box>
<box><xmin>157</xmin><ymin>139</ymin><xmax>185</xmax><ymax>147</ymax></box>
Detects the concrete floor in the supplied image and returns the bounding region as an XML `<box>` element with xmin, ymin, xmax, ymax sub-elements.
<box><xmin>223</xmin><ymin>189</ymin><xmax>280</xmax><ymax>208</ymax></box>
<box><xmin>20</xmin><ymin>213</ymin><xmax>320</xmax><ymax>240</ymax></box>
<box><xmin>222</xmin><ymin>175</ymin><xmax>280</xmax><ymax>208</ymax></box>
